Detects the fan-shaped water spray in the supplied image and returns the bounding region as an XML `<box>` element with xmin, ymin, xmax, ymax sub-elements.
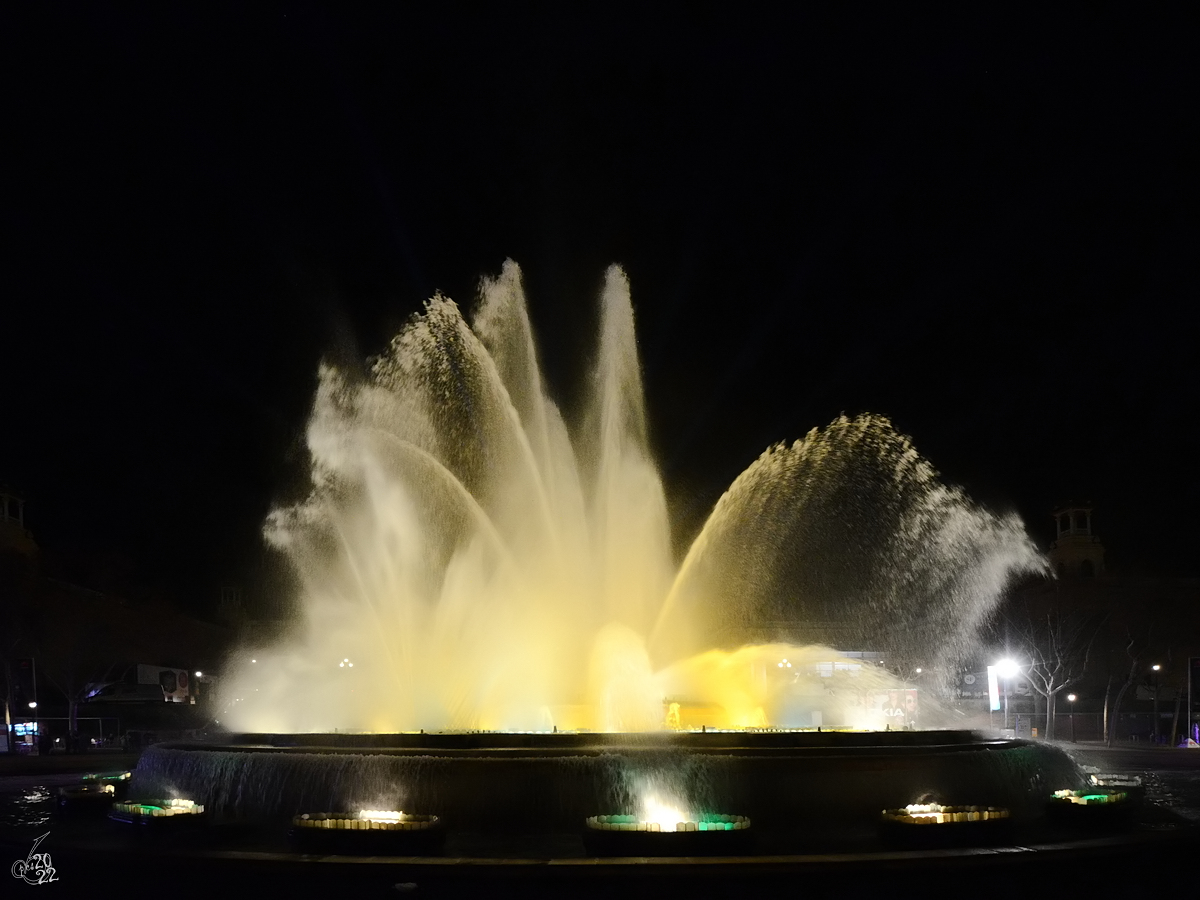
<box><xmin>221</xmin><ymin>261</ymin><xmax>1045</xmax><ymax>733</ymax></box>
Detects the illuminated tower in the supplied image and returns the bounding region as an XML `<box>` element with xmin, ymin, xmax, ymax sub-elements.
<box><xmin>1048</xmin><ymin>503</ymin><xmax>1105</xmax><ymax>578</ymax></box>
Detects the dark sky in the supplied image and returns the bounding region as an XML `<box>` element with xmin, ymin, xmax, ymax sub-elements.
<box><xmin>4</xmin><ymin>4</ymin><xmax>1196</xmax><ymax>612</ymax></box>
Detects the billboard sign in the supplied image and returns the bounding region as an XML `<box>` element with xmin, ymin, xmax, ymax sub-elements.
<box><xmin>136</xmin><ymin>664</ymin><xmax>190</xmax><ymax>703</ymax></box>
<box><xmin>880</xmin><ymin>689</ymin><xmax>919</xmax><ymax>728</ymax></box>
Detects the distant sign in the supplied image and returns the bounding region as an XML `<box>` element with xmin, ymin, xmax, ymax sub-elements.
<box><xmin>880</xmin><ymin>689</ymin><xmax>918</xmax><ymax>727</ymax></box>
<box><xmin>136</xmin><ymin>665</ymin><xmax>190</xmax><ymax>703</ymax></box>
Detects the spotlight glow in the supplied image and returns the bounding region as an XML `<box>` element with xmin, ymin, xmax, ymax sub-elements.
<box><xmin>639</xmin><ymin>792</ymin><xmax>689</xmax><ymax>832</ymax></box>
<box><xmin>995</xmin><ymin>658</ymin><xmax>1020</xmax><ymax>679</ymax></box>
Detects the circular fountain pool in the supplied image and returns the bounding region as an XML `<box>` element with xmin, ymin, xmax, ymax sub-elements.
<box><xmin>4</xmin><ymin>738</ymin><xmax>1195</xmax><ymax>899</ymax></box>
<box><xmin>131</xmin><ymin>729</ymin><xmax>1083</xmax><ymax>837</ymax></box>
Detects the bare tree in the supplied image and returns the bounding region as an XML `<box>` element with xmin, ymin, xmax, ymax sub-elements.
<box><xmin>1001</xmin><ymin>598</ymin><xmax>1104</xmax><ymax>740</ymax></box>
<box><xmin>28</xmin><ymin>583</ymin><xmax>120</xmax><ymax>745</ymax></box>
<box><xmin>1105</xmin><ymin>623</ymin><xmax>1156</xmax><ymax>747</ymax></box>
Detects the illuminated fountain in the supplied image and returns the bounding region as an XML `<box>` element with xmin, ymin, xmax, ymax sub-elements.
<box><xmin>218</xmin><ymin>260</ymin><xmax>1044</xmax><ymax>733</ymax></box>
<box><xmin>583</xmin><ymin>777</ymin><xmax>752</xmax><ymax>855</ymax></box>
<box><xmin>133</xmin><ymin>262</ymin><xmax>1080</xmax><ymax>848</ymax></box>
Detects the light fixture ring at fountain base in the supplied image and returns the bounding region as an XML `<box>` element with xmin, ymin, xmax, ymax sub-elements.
<box><xmin>288</xmin><ymin>812</ymin><xmax>445</xmax><ymax>856</ymax></box>
<box><xmin>108</xmin><ymin>798</ymin><xmax>207</xmax><ymax>830</ymax></box>
<box><xmin>879</xmin><ymin>804</ymin><xmax>1013</xmax><ymax>848</ymax></box>
<box><xmin>1046</xmin><ymin>788</ymin><xmax>1137</xmax><ymax>828</ymax></box>
<box><xmin>583</xmin><ymin>813</ymin><xmax>752</xmax><ymax>856</ymax></box>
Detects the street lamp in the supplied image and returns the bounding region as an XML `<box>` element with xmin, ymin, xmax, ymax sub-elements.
<box><xmin>995</xmin><ymin>658</ymin><xmax>1020</xmax><ymax>733</ymax></box>
<box><xmin>1151</xmin><ymin>664</ymin><xmax>1162</xmax><ymax>743</ymax></box>
<box><xmin>27</xmin><ymin>701</ymin><xmax>38</xmax><ymax>755</ymax></box>
<box><xmin>1067</xmin><ymin>693</ymin><xmax>1077</xmax><ymax>743</ymax></box>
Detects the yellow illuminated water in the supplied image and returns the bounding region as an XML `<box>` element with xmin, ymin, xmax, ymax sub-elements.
<box><xmin>638</xmin><ymin>791</ymin><xmax>690</xmax><ymax>832</ymax></box>
<box><xmin>221</xmin><ymin>261</ymin><xmax>1044</xmax><ymax>733</ymax></box>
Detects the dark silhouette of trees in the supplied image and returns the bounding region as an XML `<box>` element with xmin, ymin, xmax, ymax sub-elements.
<box><xmin>1104</xmin><ymin>620</ymin><xmax>1157</xmax><ymax>747</ymax></box>
<box><xmin>993</xmin><ymin>592</ymin><xmax>1104</xmax><ymax>740</ymax></box>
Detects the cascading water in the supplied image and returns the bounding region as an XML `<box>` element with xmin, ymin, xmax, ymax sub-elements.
<box><xmin>220</xmin><ymin>260</ymin><xmax>1045</xmax><ymax>733</ymax></box>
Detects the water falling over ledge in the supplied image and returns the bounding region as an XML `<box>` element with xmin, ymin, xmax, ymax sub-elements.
<box><xmin>133</xmin><ymin>732</ymin><xmax>1085</xmax><ymax>830</ymax></box>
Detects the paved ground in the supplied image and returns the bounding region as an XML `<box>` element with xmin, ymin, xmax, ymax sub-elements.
<box><xmin>1057</xmin><ymin>740</ymin><xmax>1200</xmax><ymax>768</ymax></box>
<box><xmin>1058</xmin><ymin>741</ymin><xmax>1200</xmax><ymax>824</ymax></box>
<box><xmin>0</xmin><ymin>750</ymin><xmax>141</xmax><ymax>777</ymax></box>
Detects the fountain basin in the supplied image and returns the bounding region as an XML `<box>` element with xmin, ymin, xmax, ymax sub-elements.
<box><xmin>56</xmin><ymin>784</ymin><xmax>116</xmax><ymax>817</ymax></box>
<box><xmin>130</xmin><ymin>730</ymin><xmax>1084</xmax><ymax>836</ymax></box>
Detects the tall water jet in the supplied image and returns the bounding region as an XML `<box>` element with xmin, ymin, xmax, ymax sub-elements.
<box><xmin>221</xmin><ymin>261</ymin><xmax>1045</xmax><ymax>733</ymax></box>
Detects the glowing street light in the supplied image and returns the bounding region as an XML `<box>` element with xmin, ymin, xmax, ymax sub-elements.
<box><xmin>28</xmin><ymin>701</ymin><xmax>37</xmax><ymax>709</ymax></box>
<box><xmin>195</xmin><ymin>671</ymin><xmax>203</xmax><ymax>678</ymax></box>
<box><xmin>995</xmin><ymin>658</ymin><xmax>1020</xmax><ymax>680</ymax></box>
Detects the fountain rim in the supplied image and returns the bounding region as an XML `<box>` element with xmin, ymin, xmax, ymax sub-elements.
<box><xmin>159</xmin><ymin>728</ymin><xmax>1028</xmax><ymax>758</ymax></box>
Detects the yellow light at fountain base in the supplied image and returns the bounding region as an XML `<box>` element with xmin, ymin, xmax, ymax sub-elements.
<box><xmin>640</xmin><ymin>791</ymin><xmax>689</xmax><ymax>832</ymax></box>
<box><xmin>358</xmin><ymin>808</ymin><xmax>405</xmax><ymax>823</ymax></box>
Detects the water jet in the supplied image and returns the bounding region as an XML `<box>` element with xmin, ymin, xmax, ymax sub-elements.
<box><xmin>219</xmin><ymin>261</ymin><xmax>1044</xmax><ymax>737</ymax></box>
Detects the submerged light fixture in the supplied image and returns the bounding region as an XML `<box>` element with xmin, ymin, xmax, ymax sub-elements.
<box><xmin>587</xmin><ymin>813</ymin><xmax>749</xmax><ymax>833</ymax></box>
<box><xmin>289</xmin><ymin>810</ymin><xmax>444</xmax><ymax>855</ymax></box>
<box><xmin>109</xmin><ymin>798</ymin><xmax>206</xmax><ymax>828</ymax></box>
<box><xmin>880</xmin><ymin>802</ymin><xmax>1012</xmax><ymax>848</ymax></box>
<box><xmin>291</xmin><ymin>810</ymin><xmax>438</xmax><ymax>831</ymax></box>
<box><xmin>583</xmin><ymin>813</ymin><xmax>752</xmax><ymax>857</ymax></box>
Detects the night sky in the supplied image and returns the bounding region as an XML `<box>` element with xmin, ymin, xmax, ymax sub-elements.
<box><xmin>4</xmin><ymin>4</ymin><xmax>1196</xmax><ymax>614</ymax></box>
